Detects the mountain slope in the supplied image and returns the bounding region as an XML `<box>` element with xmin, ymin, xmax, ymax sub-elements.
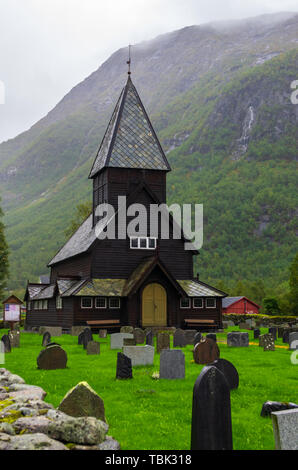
<box><xmin>0</xmin><ymin>12</ymin><xmax>297</xmax><ymax>291</ymax></box>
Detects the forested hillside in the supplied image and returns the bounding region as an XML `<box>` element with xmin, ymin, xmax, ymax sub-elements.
<box><xmin>0</xmin><ymin>12</ymin><xmax>297</xmax><ymax>299</ymax></box>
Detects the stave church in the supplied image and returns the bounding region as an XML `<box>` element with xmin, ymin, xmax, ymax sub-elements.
<box><xmin>25</xmin><ymin>66</ymin><xmax>227</xmax><ymax>332</ymax></box>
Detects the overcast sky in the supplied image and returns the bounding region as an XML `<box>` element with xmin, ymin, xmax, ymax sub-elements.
<box><xmin>0</xmin><ymin>0</ymin><xmax>297</xmax><ymax>144</ymax></box>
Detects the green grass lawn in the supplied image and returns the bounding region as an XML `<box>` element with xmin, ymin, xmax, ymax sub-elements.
<box><xmin>1</xmin><ymin>327</ymin><xmax>297</xmax><ymax>450</ymax></box>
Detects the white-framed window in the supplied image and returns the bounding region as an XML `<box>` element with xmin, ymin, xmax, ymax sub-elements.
<box><xmin>109</xmin><ymin>297</ymin><xmax>121</xmax><ymax>309</ymax></box>
<box><xmin>193</xmin><ymin>298</ymin><xmax>203</xmax><ymax>309</ymax></box>
<box><xmin>95</xmin><ymin>297</ymin><xmax>107</xmax><ymax>309</ymax></box>
<box><xmin>180</xmin><ymin>297</ymin><xmax>191</xmax><ymax>309</ymax></box>
<box><xmin>206</xmin><ymin>298</ymin><xmax>216</xmax><ymax>309</ymax></box>
<box><xmin>130</xmin><ymin>237</ymin><xmax>157</xmax><ymax>250</ymax></box>
<box><xmin>42</xmin><ymin>300</ymin><xmax>48</xmax><ymax>310</ymax></box>
<box><xmin>38</xmin><ymin>300</ymin><xmax>43</xmax><ymax>310</ymax></box>
<box><xmin>56</xmin><ymin>296</ymin><xmax>63</xmax><ymax>310</ymax></box>
<box><xmin>34</xmin><ymin>301</ymin><xmax>39</xmax><ymax>310</ymax></box>
<box><xmin>81</xmin><ymin>297</ymin><xmax>93</xmax><ymax>309</ymax></box>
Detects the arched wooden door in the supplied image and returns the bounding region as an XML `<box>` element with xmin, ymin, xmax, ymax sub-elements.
<box><xmin>142</xmin><ymin>283</ymin><xmax>167</xmax><ymax>327</ymax></box>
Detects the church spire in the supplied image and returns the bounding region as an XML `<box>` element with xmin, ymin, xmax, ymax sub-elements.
<box><xmin>127</xmin><ymin>45</ymin><xmax>132</xmax><ymax>76</ymax></box>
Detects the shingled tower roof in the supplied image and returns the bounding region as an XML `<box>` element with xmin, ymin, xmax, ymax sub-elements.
<box><xmin>89</xmin><ymin>76</ymin><xmax>171</xmax><ymax>178</ymax></box>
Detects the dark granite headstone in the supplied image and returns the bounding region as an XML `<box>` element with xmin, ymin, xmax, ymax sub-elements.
<box><xmin>78</xmin><ymin>332</ymin><xmax>84</xmax><ymax>345</ymax></box>
<box><xmin>210</xmin><ymin>358</ymin><xmax>239</xmax><ymax>390</ymax></box>
<box><xmin>133</xmin><ymin>328</ymin><xmax>145</xmax><ymax>344</ymax></box>
<box><xmin>227</xmin><ymin>332</ymin><xmax>249</xmax><ymax>347</ymax></box>
<box><xmin>116</xmin><ymin>353</ymin><xmax>133</xmax><ymax>379</ymax></box>
<box><xmin>268</xmin><ymin>327</ymin><xmax>277</xmax><ymax>341</ymax></box>
<box><xmin>42</xmin><ymin>332</ymin><xmax>51</xmax><ymax>347</ymax></box>
<box><xmin>278</xmin><ymin>327</ymin><xmax>285</xmax><ymax>338</ymax></box>
<box><xmin>261</xmin><ymin>401</ymin><xmax>298</xmax><ymax>417</ymax></box>
<box><xmin>282</xmin><ymin>329</ymin><xmax>291</xmax><ymax>344</ymax></box>
<box><xmin>193</xmin><ymin>338</ymin><xmax>220</xmax><ymax>365</ymax></box>
<box><xmin>263</xmin><ymin>334</ymin><xmax>275</xmax><ymax>351</ymax></box>
<box><xmin>206</xmin><ymin>333</ymin><xmax>216</xmax><ymax>343</ymax></box>
<box><xmin>193</xmin><ymin>332</ymin><xmax>202</xmax><ymax>346</ymax></box>
<box><xmin>191</xmin><ymin>366</ymin><xmax>233</xmax><ymax>450</ymax></box>
<box><xmin>37</xmin><ymin>345</ymin><xmax>67</xmax><ymax>370</ymax></box>
<box><xmin>146</xmin><ymin>331</ymin><xmax>154</xmax><ymax>346</ymax></box>
<box><xmin>159</xmin><ymin>350</ymin><xmax>185</xmax><ymax>379</ymax></box>
<box><xmin>1</xmin><ymin>335</ymin><xmax>11</xmax><ymax>353</ymax></box>
<box><xmin>83</xmin><ymin>329</ymin><xmax>93</xmax><ymax>349</ymax></box>
<box><xmin>156</xmin><ymin>332</ymin><xmax>170</xmax><ymax>353</ymax></box>
<box><xmin>253</xmin><ymin>329</ymin><xmax>260</xmax><ymax>339</ymax></box>
<box><xmin>173</xmin><ymin>329</ymin><xmax>186</xmax><ymax>348</ymax></box>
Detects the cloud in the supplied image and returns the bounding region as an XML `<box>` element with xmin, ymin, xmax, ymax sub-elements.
<box><xmin>0</xmin><ymin>0</ymin><xmax>297</xmax><ymax>143</ymax></box>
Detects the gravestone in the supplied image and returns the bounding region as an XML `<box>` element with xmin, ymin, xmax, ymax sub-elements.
<box><xmin>120</xmin><ymin>326</ymin><xmax>134</xmax><ymax>334</ymax></box>
<box><xmin>1</xmin><ymin>335</ymin><xmax>11</xmax><ymax>353</ymax></box>
<box><xmin>78</xmin><ymin>332</ymin><xmax>85</xmax><ymax>345</ymax></box>
<box><xmin>222</xmin><ymin>321</ymin><xmax>229</xmax><ymax>330</ymax></box>
<box><xmin>268</xmin><ymin>327</ymin><xmax>277</xmax><ymax>341</ymax></box>
<box><xmin>289</xmin><ymin>332</ymin><xmax>298</xmax><ymax>350</ymax></box>
<box><xmin>122</xmin><ymin>345</ymin><xmax>155</xmax><ymax>366</ymax></box>
<box><xmin>193</xmin><ymin>338</ymin><xmax>220</xmax><ymax>365</ymax></box>
<box><xmin>272</xmin><ymin>409</ymin><xmax>298</xmax><ymax>450</ymax></box>
<box><xmin>146</xmin><ymin>331</ymin><xmax>154</xmax><ymax>346</ymax></box>
<box><xmin>210</xmin><ymin>358</ymin><xmax>239</xmax><ymax>390</ymax></box>
<box><xmin>37</xmin><ymin>345</ymin><xmax>67</xmax><ymax>370</ymax></box>
<box><xmin>263</xmin><ymin>334</ymin><xmax>275</xmax><ymax>351</ymax></box>
<box><xmin>239</xmin><ymin>322</ymin><xmax>250</xmax><ymax>330</ymax></box>
<box><xmin>156</xmin><ymin>332</ymin><xmax>170</xmax><ymax>353</ymax></box>
<box><xmin>58</xmin><ymin>381</ymin><xmax>105</xmax><ymax>421</ymax></box>
<box><xmin>99</xmin><ymin>329</ymin><xmax>107</xmax><ymax>339</ymax></box>
<box><xmin>70</xmin><ymin>326</ymin><xmax>88</xmax><ymax>336</ymax></box>
<box><xmin>46</xmin><ymin>342</ymin><xmax>61</xmax><ymax>348</ymax></box>
<box><xmin>86</xmin><ymin>341</ymin><xmax>100</xmax><ymax>355</ymax></box>
<box><xmin>123</xmin><ymin>338</ymin><xmax>136</xmax><ymax>346</ymax></box>
<box><xmin>82</xmin><ymin>328</ymin><xmax>93</xmax><ymax>349</ymax></box>
<box><xmin>261</xmin><ymin>401</ymin><xmax>298</xmax><ymax>417</ymax></box>
<box><xmin>253</xmin><ymin>329</ymin><xmax>260</xmax><ymax>339</ymax></box>
<box><xmin>227</xmin><ymin>332</ymin><xmax>249</xmax><ymax>347</ymax></box>
<box><xmin>110</xmin><ymin>333</ymin><xmax>134</xmax><ymax>350</ymax></box>
<box><xmin>191</xmin><ymin>365</ymin><xmax>233</xmax><ymax>450</ymax></box>
<box><xmin>282</xmin><ymin>329</ymin><xmax>291</xmax><ymax>344</ymax></box>
<box><xmin>278</xmin><ymin>327</ymin><xmax>285</xmax><ymax>338</ymax></box>
<box><xmin>193</xmin><ymin>332</ymin><xmax>202</xmax><ymax>346</ymax></box>
<box><xmin>173</xmin><ymin>329</ymin><xmax>186</xmax><ymax>348</ymax></box>
<box><xmin>116</xmin><ymin>353</ymin><xmax>133</xmax><ymax>380</ymax></box>
<box><xmin>159</xmin><ymin>350</ymin><xmax>185</xmax><ymax>379</ymax></box>
<box><xmin>39</xmin><ymin>326</ymin><xmax>62</xmax><ymax>337</ymax></box>
<box><xmin>184</xmin><ymin>330</ymin><xmax>197</xmax><ymax>345</ymax></box>
<box><xmin>8</xmin><ymin>330</ymin><xmax>20</xmax><ymax>348</ymax></box>
<box><xmin>133</xmin><ymin>328</ymin><xmax>146</xmax><ymax>344</ymax></box>
<box><xmin>42</xmin><ymin>332</ymin><xmax>51</xmax><ymax>347</ymax></box>
<box><xmin>206</xmin><ymin>333</ymin><xmax>216</xmax><ymax>343</ymax></box>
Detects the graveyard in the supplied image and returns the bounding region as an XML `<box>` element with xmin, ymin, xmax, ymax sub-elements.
<box><xmin>1</xmin><ymin>325</ymin><xmax>297</xmax><ymax>450</ymax></box>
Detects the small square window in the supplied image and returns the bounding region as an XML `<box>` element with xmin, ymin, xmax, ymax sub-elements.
<box><xmin>130</xmin><ymin>238</ymin><xmax>138</xmax><ymax>248</ymax></box>
<box><xmin>140</xmin><ymin>238</ymin><xmax>147</xmax><ymax>248</ymax></box>
<box><xmin>56</xmin><ymin>296</ymin><xmax>63</xmax><ymax>310</ymax></box>
<box><xmin>148</xmin><ymin>238</ymin><xmax>156</xmax><ymax>249</ymax></box>
<box><xmin>81</xmin><ymin>297</ymin><xmax>93</xmax><ymax>309</ymax></box>
<box><xmin>206</xmin><ymin>298</ymin><xmax>216</xmax><ymax>308</ymax></box>
<box><xmin>95</xmin><ymin>297</ymin><xmax>107</xmax><ymax>309</ymax></box>
<box><xmin>193</xmin><ymin>298</ymin><xmax>203</xmax><ymax>309</ymax></box>
<box><xmin>43</xmin><ymin>300</ymin><xmax>48</xmax><ymax>310</ymax></box>
<box><xmin>109</xmin><ymin>298</ymin><xmax>120</xmax><ymax>309</ymax></box>
<box><xmin>34</xmin><ymin>301</ymin><xmax>39</xmax><ymax>310</ymax></box>
<box><xmin>180</xmin><ymin>298</ymin><xmax>191</xmax><ymax>309</ymax></box>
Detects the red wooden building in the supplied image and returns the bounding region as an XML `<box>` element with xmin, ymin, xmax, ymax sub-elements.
<box><xmin>25</xmin><ymin>72</ymin><xmax>227</xmax><ymax>332</ymax></box>
<box><xmin>222</xmin><ymin>297</ymin><xmax>260</xmax><ymax>315</ymax></box>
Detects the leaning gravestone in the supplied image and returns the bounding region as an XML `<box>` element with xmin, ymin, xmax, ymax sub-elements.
<box><xmin>191</xmin><ymin>365</ymin><xmax>233</xmax><ymax>450</ymax></box>
<box><xmin>1</xmin><ymin>335</ymin><xmax>11</xmax><ymax>353</ymax></box>
<box><xmin>133</xmin><ymin>328</ymin><xmax>146</xmax><ymax>344</ymax></box>
<box><xmin>156</xmin><ymin>332</ymin><xmax>170</xmax><ymax>353</ymax></box>
<box><xmin>289</xmin><ymin>332</ymin><xmax>298</xmax><ymax>350</ymax></box>
<box><xmin>99</xmin><ymin>329</ymin><xmax>107</xmax><ymax>339</ymax></box>
<box><xmin>193</xmin><ymin>338</ymin><xmax>220</xmax><ymax>365</ymax></box>
<box><xmin>271</xmin><ymin>409</ymin><xmax>298</xmax><ymax>450</ymax></box>
<box><xmin>146</xmin><ymin>331</ymin><xmax>154</xmax><ymax>346</ymax></box>
<box><xmin>122</xmin><ymin>345</ymin><xmax>155</xmax><ymax>366</ymax></box>
<box><xmin>42</xmin><ymin>332</ymin><xmax>51</xmax><ymax>347</ymax></box>
<box><xmin>227</xmin><ymin>332</ymin><xmax>249</xmax><ymax>347</ymax></box>
<box><xmin>58</xmin><ymin>381</ymin><xmax>105</xmax><ymax>421</ymax></box>
<box><xmin>184</xmin><ymin>330</ymin><xmax>197</xmax><ymax>345</ymax></box>
<box><xmin>37</xmin><ymin>345</ymin><xmax>67</xmax><ymax>370</ymax></box>
<box><xmin>86</xmin><ymin>341</ymin><xmax>100</xmax><ymax>355</ymax></box>
<box><xmin>8</xmin><ymin>330</ymin><xmax>20</xmax><ymax>348</ymax></box>
<box><xmin>110</xmin><ymin>333</ymin><xmax>134</xmax><ymax>350</ymax></box>
<box><xmin>116</xmin><ymin>353</ymin><xmax>133</xmax><ymax>380</ymax></box>
<box><xmin>159</xmin><ymin>350</ymin><xmax>185</xmax><ymax>379</ymax></box>
<box><xmin>210</xmin><ymin>358</ymin><xmax>239</xmax><ymax>390</ymax></box>
<box><xmin>173</xmin><ymin>329</ymin><xmax>186</xmax><ymax>348</ymax></box>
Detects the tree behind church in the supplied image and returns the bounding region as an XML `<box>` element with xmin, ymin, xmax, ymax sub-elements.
<box><xmin>0</xmin><ymin>198</ymin><xmax>9</xmax><ymax>301</ymax></box>
<box><xmin>64</xmin><ymin>201</ymin><xmax>92</xmax><ymax>239</ymax></box>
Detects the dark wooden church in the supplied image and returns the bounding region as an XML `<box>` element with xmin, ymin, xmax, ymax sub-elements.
<box><xmin>25</xmin><ymin>73</ymin><xmax>226</xmax><ymax>332</ymax></box>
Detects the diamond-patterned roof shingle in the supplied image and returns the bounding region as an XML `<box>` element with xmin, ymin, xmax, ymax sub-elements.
<box><xmin>89</xmin><ymin>77</ymin><xmax>170</xmax><ymax>177</ymax></box>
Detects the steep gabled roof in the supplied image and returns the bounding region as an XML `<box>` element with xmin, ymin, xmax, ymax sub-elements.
<box><xmin>89</xmin><ymin>76</ymin><xmax>171</xmax><ymax>178</ymax></box>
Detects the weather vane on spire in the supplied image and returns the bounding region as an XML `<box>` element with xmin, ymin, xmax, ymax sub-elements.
<box><xmin>127</xmin><ymin>44</ymin><xmax>132</xmax><ymax>75</ymax></box>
